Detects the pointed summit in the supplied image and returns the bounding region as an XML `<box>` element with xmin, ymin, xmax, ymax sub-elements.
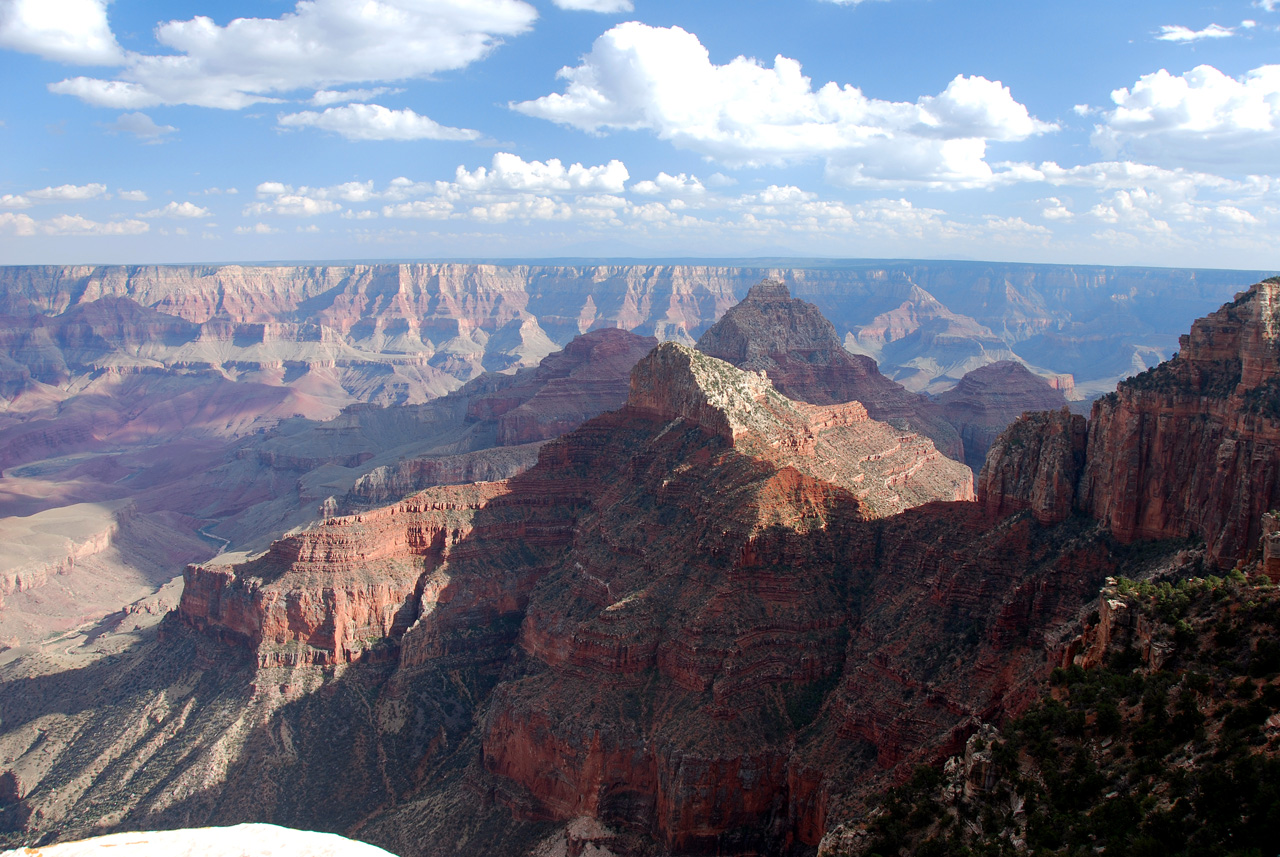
<box><xmin>697</xmin><ymin>279</ymin><xmax>963</xmax><ymax>459</ymax></box>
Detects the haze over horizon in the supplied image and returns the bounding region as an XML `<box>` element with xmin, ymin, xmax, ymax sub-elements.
<box><xmin>2</xmin><ymin>0</ymin><xmax>1279</xmax><ymax>269</ymax></box>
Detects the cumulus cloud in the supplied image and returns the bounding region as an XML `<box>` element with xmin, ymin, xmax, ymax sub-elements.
<box><xmin>310</xmin><ymin>87</ymin><xmax>400</xmax><ymax>106</ymax></box>
<box><xmin>49</xmin><ymin>0</ymin><xmax>538</xmax><ymax>109</ymax></box>
<box><xmin>117</xmin><ymin>189</ymin><xmax>148</xmax><ymax>202</ymax></box>
<box><xmin>277</xmin><ymin>104</ymin><xmax>480</xmax><ymax>141</ymax></box>
<box><xmin>631</xmin><ymin>172</ymin><xmax>706</xmax><ymax>196</ymax></box>
<box><xmin>0</xmin><ymin>211</ymin><xmax>148</xmax><ymax>235</ymax></box>
<box><xmin>234</xmin><ymin>223</ymin><xmax>279</xmax><ymax>235</ymax></box>
<box><xmin>27</xmin><ymin>183</ymin><xmax>108</xmax><ymax>201</ymax></box>
<box><xmin>1040</xmin><ymin>197</ymin><xmax>1075</xmax><ymax>221</ymax></box>
<box><xmin>551</xmin><ymin>0</ymin><xmax>633</xmax><ymax>11</ymax></box>
<box><xmin>106</xmin><ymin>112</ymin><xmax>177</xmax><ymax>142</ymax></box>
<box><xmin>142</xmin><ymin>201</ymin><xmax>210</xmax><ymax>218</ymax></box>
<box><xmin>0</xmin><ymin>194</ymin><xmax>31</xmax><ymax>209</ymax></box>
<box><xmin>1092</xmin><ymin>64</ymin><xmax>1280</xmax><ymax>170</ymax></box>
<box><xmin>1155</xmin><ymin>24</ymin><xmax>1236</xmax><ymax>42</ymax></box>
<box><xmin>1256</xmin><ymin>0</ymin><xmax>1278</xmax><ymax>11</ymax></box>
<box><xmin>512</xmin><ymin>23</ymin><xmax>1054</xmax><ymax>188</ymax></box>
<box><xmin>0</xmin><ymin>0</ymin><xmax>123</xmax><ymax>65</ymax></box>
<box><xmin>447</xmin><ymin>152</ymin><xmax>628</xmax><ymax>194</ymax></box>
<box><xmin>380</xmin><ymin>153</ymin><xmax>629</xmax><ymax>221</ymax></box>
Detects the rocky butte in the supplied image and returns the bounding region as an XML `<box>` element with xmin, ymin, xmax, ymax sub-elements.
<box><xmin>1</xmin><ymin>279</ymin><xmax>1278</xmax><ymax>857</ymax></box>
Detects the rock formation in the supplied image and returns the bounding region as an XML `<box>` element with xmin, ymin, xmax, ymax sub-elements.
<box><xmin>935</xmin><ymin>360</ymin><xmax>1069</xmax><ymax>471</ymax></box>
<box><xmin>696</xmin><ymin>279</ymin><xmax>964</xmax><ymax>459</ymax></box>
<box><xmin>978</xmin><ymin>278</ymin><xmax>1280</xmax><ymax>567</ymax></box>
<box><xmin>1079</xmin><ymin>279</ymin><xmax>1280</xmax><ymax>565</ymax></box>
<box><xmin>977</xmin><ymin>408</ymin><xmax>1087</xmax><ymax>525</ymax></box>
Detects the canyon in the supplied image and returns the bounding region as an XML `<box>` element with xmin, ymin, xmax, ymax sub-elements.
<box><xmin>0</xmin><ymin>265</ymin><xmax>1277</xmax><ymax>856</ymax></box>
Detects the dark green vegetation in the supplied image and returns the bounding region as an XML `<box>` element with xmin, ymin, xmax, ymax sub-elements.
<box><xmin>856</xmin><ymin>570</ymin><xmax>1280</xmax><ymax>857</ymax></box>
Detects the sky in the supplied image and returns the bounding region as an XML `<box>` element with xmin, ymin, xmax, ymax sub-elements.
<box><xmin>0</xmin><ymin>0</ymin><xmax>1278</xmax><ymax>269</ymax></box>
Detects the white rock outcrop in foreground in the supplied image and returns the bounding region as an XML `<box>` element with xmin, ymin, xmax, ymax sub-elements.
<box><xmin>0</xmin><ymin>823</ymin><xmax>398</xmax><ymax>857</ymax></box>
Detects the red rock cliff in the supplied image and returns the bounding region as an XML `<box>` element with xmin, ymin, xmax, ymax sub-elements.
<box><xmin>1079</xmin><ymin>279</ymin><xmax>1280</xmax><ymax>565</ymax></box>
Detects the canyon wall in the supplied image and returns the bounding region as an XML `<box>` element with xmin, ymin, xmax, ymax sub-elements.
<box><xmin>979</xmin><ymin>278</ymin><xmax>1280</xmax><ymax>568</ymax></box>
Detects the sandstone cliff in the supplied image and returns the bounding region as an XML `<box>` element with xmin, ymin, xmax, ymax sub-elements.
<box><xmin>977</xmin><ymin>408</ymin><xmax>1087</xmax><ymax>525</ymax></box>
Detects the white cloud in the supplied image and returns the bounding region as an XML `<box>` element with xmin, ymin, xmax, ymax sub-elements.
<box><xmin>1093</xmin><ymin>64</ymin><xmax>1280</xmax><ymax>170</ymax></box>
<box><xmin>631</xmin><ymin>172</ymin><xmax>706</xmax><ymax>196</ymax></box>
<box><xmin>0</xmin><ymin>194</ymin><xmax>31</xmax><ymax>209</ymax></box>
<box><xmin>551</xmin><ymin>0</ymin><xmax>633</xmax><ymax>11</ymax></box>
<box><xmin>447</xmin><ymin>152</ymin><xmax>629</xmax><ymax>194</ymax></box>
<box><xmin>512</xmin><ymin>23</ymin><xmax>1054</xmax><ymax>188</ymax></box>
<box><xmin>277</xmin><ymin>104</ymin><xmax>480</xmax><ymax>141</ymax></box>
<box><xmin>117</xmin><ymin>189</ymin><xmax>148</xmax><ymax>202</ymax></box>
<box><xmin>382</xmin><ymin>199</ymin><xmax>454</xmax><ymax>219</ymax></box>
<box><xmin>1155</xmin><ymin>24</ymin><xmax>1235</xmax><ymax>42</ymax></box>
<box><xmin>234</xmin><ymin>223</ymin><xmax>279</xmax><ymax>235</ymax></box>
<box><xmin>142</xmin><ymin>201</ymin><xmax>210</xmax><ymax>218</ymax></box>
<box><xmin>244</xmin><ymin>196</ymin><xmax>342</xmax><ymax>217</ymax></box>
<box><xmin>49</xmin><ymin>0</ymin><xmax>538</xmax><ymax>109</ymax></box>
<box><xmin>107</xmin><ymin>112</ymin><xmax>177</xmax><ymax>142</ymax></box>
<box><xmin>1256</xmin><ymin>0</ymin><xmax>1278</xmax><ymax>11</ymax></box>
<box><xmin>1040</xmin><ymin>197</ymin><xmax>1075</xmax><ymax>221</ymax></box>
<box><xmin>0</xmin><ymin>212</ymin><xmax>148</xmax><ymax>236</ymax></box>
<box><xmin>27</xmin><ymin>183</ymin><xmax>108</xmax><ymax>201</ymax></box>
<box><xmin>310</xmin><ymin>87</ymin><xmax>399</xmax><ymax>106</ymax></box>
<box><xmin>378</xmin><ymin>153</ymin><xmax>628</xmax><ymax>220</ymax></box>
<box><xmin>0</xmin><ymin>0</ymin><xmax>123</xmax><ymax>65</ymax></box>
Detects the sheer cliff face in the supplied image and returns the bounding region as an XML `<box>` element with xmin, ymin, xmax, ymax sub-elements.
<box><xmin>978</xmin><ymin>279</ymin><xmax>1280</xmax><ymax>568</ymax></box>
<box><xmin>696</xmin><ymin>279</ymin><xmax>964</xmax><ymax>460</ymax></box>
<box><xmin>1079</xmin><ymin>280</ymin><xmax>1280</xmax><ymax>565</ymax></box>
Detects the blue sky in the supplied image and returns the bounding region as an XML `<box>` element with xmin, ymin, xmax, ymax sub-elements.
<box><xmin>1</xmin><ymin>0</ymin><xmax>1278</xmax><ymax>268</ymax></box>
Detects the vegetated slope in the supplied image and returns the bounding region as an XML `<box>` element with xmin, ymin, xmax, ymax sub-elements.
<box><xmin>830</xmin><ymin>567</ymin><xmax>1280</xmax><ymax>857</ymax></box>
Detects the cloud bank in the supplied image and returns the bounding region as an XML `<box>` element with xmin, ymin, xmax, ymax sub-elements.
<box><xmin>513</xmin><ymin>23</ymin><xmax>1054</xmax><ymax>188</ymax></box>
<box><xmin>49</xmin><ymin>0</ymin><xmax>538</xmax><ymax>109</ymax></box>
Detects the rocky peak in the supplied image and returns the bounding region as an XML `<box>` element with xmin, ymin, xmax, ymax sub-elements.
<box><xmin>743</xmin><ymin>278</ymin><xmax>794</xmax><ymax>302</ymax></box>
<box><xmin>696</xmin><ymin>278</ymin><xmax>846</xmax><ymax>367</ymax></box>
<box><xmin>696</xmin><ymin>279</ymin><xmax>965</xmax><ymax>458</ymax></box>
<box><xmin>627</xmin><ymin>341</ymin><xmax>789</xmax><ymax>444</ymax></box>
<box><xmin>935</xmin><ymin>360</ymin><xmax>1069</xmax><ymax>471</ymax></box>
